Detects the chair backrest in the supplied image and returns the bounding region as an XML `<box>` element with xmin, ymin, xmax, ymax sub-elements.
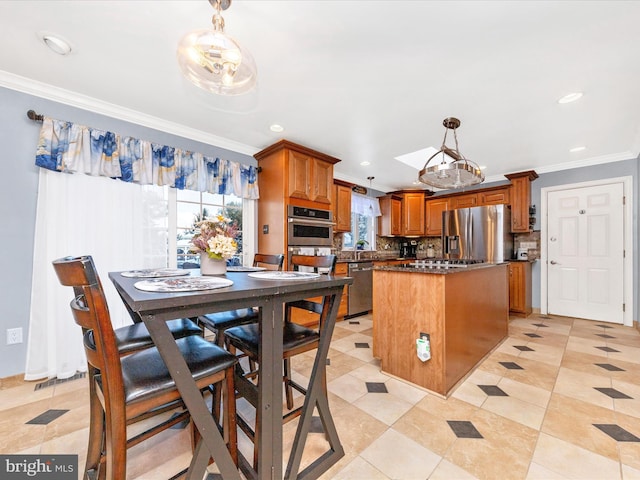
<box><xmin>289</xmin><ymin>254</ymin><xmax>336</xmax><ymax>274</ymax></box>
<box><xmin>286</xmin><ymin>255</ymin><xmax>337</xmax><ymax>318</ymax></box>
<box><xmin>253</xmin><ymin>253</ymin><xmax>285</xmax><ymax>271</ymax></box>
<box><xmin>52</xmin><ymin>256</ymin><xmax>124</xmax><ymax>396</ymax></box>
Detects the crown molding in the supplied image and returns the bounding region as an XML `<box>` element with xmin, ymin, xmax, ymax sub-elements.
<box><xmin>533</xmin><ymin>151</ymin><xmax>637</xmax><ymax>175</ymax></box>
<box><xmin>0</xmin><ymin>70</ymin><xmax>259</xmax><ymax>156</ymax></box>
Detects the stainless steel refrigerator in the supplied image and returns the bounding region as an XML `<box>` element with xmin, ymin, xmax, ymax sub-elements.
<box><xmin>442</xmin><ymin>204</ymin><xmax>513</xmax><ymax>262</ymax></box>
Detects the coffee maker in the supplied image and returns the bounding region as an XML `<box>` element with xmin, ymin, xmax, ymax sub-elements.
<box><xmin>400</xmin><ymin>240</ymin><xmax>418</xmax><ymax>258</ymax></box>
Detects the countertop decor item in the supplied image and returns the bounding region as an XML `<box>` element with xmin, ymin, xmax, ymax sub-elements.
<box><xmin>189</xmin><ymin>214</ymin><xmax>238</xmax><ymax>275</ymax></box>
<box><xmin>418</xmin><ymin>117</ymin><xmax>484</xmax><ymax>189</ymax></box>
<box><xmin>177</xmin><ymin>0</ymin><xmax>257</xmax><ymax>96</ymax></box>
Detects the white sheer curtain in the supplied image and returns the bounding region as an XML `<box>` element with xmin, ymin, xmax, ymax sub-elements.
<box><xmin>351</xmin><ymin>192</ymin><xmax>381</xmax><ymax>216</ymax></box>
<box><xmin>25</xmin><ymin>169</ymin><xmax>168</xmax><ymax>381</ymax></box>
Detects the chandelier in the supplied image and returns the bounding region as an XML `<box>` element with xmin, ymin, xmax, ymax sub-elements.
<box><xmin>418</xmin><ymin>117</ymin><xmax>484</xmax><ymax>189</ymax></box>
<box><xmin>177</xmin><ymin>0</ymin><xmax>257</xmax><ymax>96</ymax></box>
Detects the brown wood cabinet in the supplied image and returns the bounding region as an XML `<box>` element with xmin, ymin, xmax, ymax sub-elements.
<box><xmin>425</xmin><ymin>198</ymin><xmax>449</xmax><ymax>236</ymax></box>
<box><xmin>505</xmin><ymin>170</ymin><xmax>538</xmax><ymax>233</ymax></box>
<box><xmin>333</xmin><ymin>181</ymin><xmax>352</xmax><ymax>232</ymax></box>
<box><xmin>378</xmin><ymin>195</ymin><xmax>402</xmax><ymax>236</ymax></box>
<box><xmin>373</xmin><ymin>265</ymin><xmax>509</xmax><ymax>396</ymax></box>
<box><xmin>402</xmin><ymin>192</ymin><xmax>426</xmax><ymax>236</ymax></box>
<box><xmin>478</xmin><ymin>186</ymin><xmax>510</xmax><ymax>205</ymax></box>
<box><xmin>254</xmin><ymin>140</ymin><xmax>341</xmax><ymax>265</ymax></box>
<box><xmin>447</xmin><ymin>193</ymin><xmax>478</xmax><ymax>209</ymax></box>
<box><xmin>288</xmin><ymin>150</ymin><xmax>333</xmax><ymax>205</ymax></box>
<box><xmin>508</xmin><ymin>261</ymin><xmax>532</xmax><ymax>317</ymax></box>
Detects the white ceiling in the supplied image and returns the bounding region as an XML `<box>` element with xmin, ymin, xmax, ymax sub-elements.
<box><xmin>2</xmin><ymin>0</ymin><xmax>639</xmax><ymax>193</ymax></box>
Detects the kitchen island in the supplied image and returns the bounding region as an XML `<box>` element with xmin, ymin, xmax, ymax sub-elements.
<box><xmin>373</xmin><ymin>262</ymin><xmax>509</xmax><ymax>397</ymax></box>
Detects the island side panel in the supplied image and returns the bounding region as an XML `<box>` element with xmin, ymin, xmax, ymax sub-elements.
<box><xmin>443</xmin><ymin>264</ymin><xmax>509</xmax><ymax>392</ymax></box>
<box><xmin>373</xmin><ymin>270</ymin><xmax>447</xmax><ymax>395</ymax></box>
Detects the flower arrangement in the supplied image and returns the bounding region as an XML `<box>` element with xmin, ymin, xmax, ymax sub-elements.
<box><xmin>189</xmin><ymin>214</ymin><xmax>239</xmax><ymax>260</ymax></box>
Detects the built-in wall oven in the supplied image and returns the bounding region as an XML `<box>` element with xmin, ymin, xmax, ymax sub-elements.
<box><xmin>287</xmin><ymin>205</ymin><xmax>333</xmax><ymax>247</ymax></box>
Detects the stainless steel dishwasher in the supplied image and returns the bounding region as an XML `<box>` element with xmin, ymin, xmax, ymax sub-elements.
<box><xmin>347</xmin><ymin>261</ymin><xmax>373</xmax><ymax>317</ymax></box>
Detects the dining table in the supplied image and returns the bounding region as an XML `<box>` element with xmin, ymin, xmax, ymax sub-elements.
<box><xmin>109</xmin><ymin>267</ymin><xmax>352</xmax><ymax>480</ymax></box>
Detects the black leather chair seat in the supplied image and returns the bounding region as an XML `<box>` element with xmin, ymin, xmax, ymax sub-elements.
<box><xmin>225</xmin><ymin>322</ymin><xmax>320</xmax><ymax>356</ymax></box>
<box><xmin>113</xmin><ymin>318</ymin><xmax>202</xmax><ymax>354</ymax></box>
<box><xmin>81</xmin><ymin>318</ymin><xmax>203</xmax><ymax>356</ymax></box>
<box><xmin>198</xmin><ymin>308</ymin><xmax>258</xmax><ymax>331</ymax></box>
<box><xmin>88</xmin><ymin>334</ymin><xmax>238</xmax><ymax>405</ymax></box>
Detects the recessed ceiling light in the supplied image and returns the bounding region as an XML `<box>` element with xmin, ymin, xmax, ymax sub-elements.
<box><xmin>479</xmin><ymin>165</ymin><xmax>487</xmax><ymax>170</ymax></box>
<box><xmin>558</xmin><ymin>92</ymin><xmax>583</xmax><ymax>104</ymax></box>
<box><xmin>41</xmin><ymin>33</ymin><xmax>72</xmax><ymax>56</ymax></box>
<box><xmin>269</xmin><ymin>124</ymin><xmax>284</xmax><ymax>133</ymax></box>
<box><xmin>360</xmin><ymin>161</ymin><xmax>370</xmax><ymax>166</ymax></box>
<box><xmin>569</xmin><ymin>146</ymin><xmax>586</xmax><ymax>153</ymax></box>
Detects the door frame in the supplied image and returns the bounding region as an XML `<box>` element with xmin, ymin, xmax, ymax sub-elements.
<box><xmin>540</xmin><ymin>176</ymin><xmax>633</xmax><ymax>326</ymax></box>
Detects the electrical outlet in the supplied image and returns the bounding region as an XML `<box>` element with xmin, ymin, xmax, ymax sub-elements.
<box><xmin>7</xmin><ymin>328</ymin><xmax>23</xmax><ymax>345</ymax></box>
<box><xmin>520</xmin><ymin>242</ymin><xmax>537</xmax><ymax>249</ymax></box>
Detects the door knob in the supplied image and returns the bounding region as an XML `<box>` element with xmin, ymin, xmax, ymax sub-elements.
<box><xmin>550</xmin><ymin>260</ymin><xmax>559</xmax><ymax>265</ymax></box>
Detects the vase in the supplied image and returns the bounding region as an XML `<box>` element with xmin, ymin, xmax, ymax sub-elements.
<box><xmin>200</xmin><ymin>253</ymin><xmax>226</xmax><ymax>275</ymax></box>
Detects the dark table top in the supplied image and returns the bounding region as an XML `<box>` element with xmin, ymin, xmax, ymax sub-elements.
<box><xmin>109</xmin><ymin>270</ymin><xmax>352</xmax><ymax>320</ymax></box>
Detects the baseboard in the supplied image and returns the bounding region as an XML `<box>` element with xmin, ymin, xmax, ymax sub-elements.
<box><xmin>0</xmin><ymin>372</ymin><xmax>26</xmax><ymax>389</ymax></box>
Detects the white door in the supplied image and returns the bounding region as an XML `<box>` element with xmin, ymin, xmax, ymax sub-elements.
<box><xmin>546</xmin><ymin>182</ymin><xmax>624</xmax><ymax>323</ymax></box>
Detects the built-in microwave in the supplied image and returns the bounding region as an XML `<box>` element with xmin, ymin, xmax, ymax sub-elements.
<box><xmin>287</xmin><ymin>205</ymin><xmax>333</xmax><ymax>246</ymax></box>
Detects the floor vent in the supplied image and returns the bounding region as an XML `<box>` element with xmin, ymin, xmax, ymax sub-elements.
<box><xmin>34</xmin><ymin>372</ymin><xmax>86</xmax><ymax>391</ymax></box>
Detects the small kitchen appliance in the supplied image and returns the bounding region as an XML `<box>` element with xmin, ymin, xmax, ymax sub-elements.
<box><xmin>516</xmin><ymin>248</ymin><xmax>528</xmax><ymax>260</ymax></box>
<box><xmin>400</xmin><ymin>240</ymin><xmax>418</xmax><ymax>258</ymax></box>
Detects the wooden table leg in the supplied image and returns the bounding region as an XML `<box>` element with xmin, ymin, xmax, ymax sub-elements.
<box><xmin>285</xmin><ymin>289</ymin><xmax>345</xmax><ymax>479</ymax></box>
<box><xmin>143</xmin><ymin>316</ymin><xmax>240</xmax><ymax>480</ymax></box>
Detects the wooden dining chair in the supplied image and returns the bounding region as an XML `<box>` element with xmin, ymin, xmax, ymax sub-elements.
<box><xmin>52</xmin><ymin>255</ymin><xmax>238</xmax><ymax>480</ymax></box>
<box><xmin>224</xmin><ymin>254</ymin><xmax>337</xmax><ymax>468</ymax></box>
<box><xmin>197</xmin><ymin>253</ymin><xmax>285</xmax><ymax>348</ymax></box>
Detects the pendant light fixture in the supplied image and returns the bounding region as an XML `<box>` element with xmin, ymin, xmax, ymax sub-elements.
<box><xmin>418</xmin><ymin>117</ymin><xmax>484</xmax><ymax>189</ymax></box>
<box><xmin>177</xmin><ymin>0</ymin><xmax>257</xmax><ymax>96</ymax></box>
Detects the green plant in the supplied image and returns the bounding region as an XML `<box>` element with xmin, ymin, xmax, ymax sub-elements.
<box><xmin>356</xmin><ymin>239</ymin><xmax>369</xmax><ymax>250</ymax></box>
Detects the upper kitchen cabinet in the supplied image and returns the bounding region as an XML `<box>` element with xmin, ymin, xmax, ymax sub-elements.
<box><xmin>478</xmin><ymin>186</ymin><xmax>510</xmax><ymax>205</ymax></box>
<box><xmin>505</xmin><ymin>170</ymin><xmax>538</xmax><ymax>233</ymax></box>
<box><xmin>255</xmin><ymin>140</ymin><xmax>341</xmax><ymax>209</ymax></box>
<box><xmin>378</xmin><ymin>194</ymin><xmax>402</xmax><ymax>236</ymax></box>
<box><xmin>425</xmin><ymin>197</ymin><xmax>448</xmax><ymax>236</ymax></box>
<box><xmin>401</xmin><ymin>191</ymin><xmax>426</xmax><ymax>236</ymax></box>
<box><xmin>447</xmin><ymin>192</ymin><xmax>478</xmax><ymax>210</ymax></box>
<box><xmin>288</xmin><ymin>150</ymin><xmax>333</xmax><ymax>204</ymax></box>
<box><xmin>333</xmin><ymin>180</ymin><xmax>352</xmax><ymax>232</ymax></box>
<box><xmin>254</xmin><ymin>140</ymin><xmax>340</xmax><ymax>256</ymax></box>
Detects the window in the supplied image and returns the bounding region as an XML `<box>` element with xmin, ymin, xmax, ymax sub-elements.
<box><xmin>343</xmin><ymin>212</ymin><xmax>376</xmax><ymax>251</ymax></box>
<box><xmin>176</xmin><ymin>190</ymin><xmax>243</xmax><ymax>268</ymax></box>
<box><xmin>343</xmin><ymin>193</ymin><xmax>381</xmax><ymax>251</ymax></box>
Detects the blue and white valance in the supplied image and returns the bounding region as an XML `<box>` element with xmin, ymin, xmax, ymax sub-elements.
<box><xmin>34</xmin><ymin>117</ymin><xmax>259</xmax><ymax>199</ymax></box>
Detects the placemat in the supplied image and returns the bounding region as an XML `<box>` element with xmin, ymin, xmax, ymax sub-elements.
<box><xmin>134</xmin><ymin>277</ymin><xmax>233</xmax><ymax>292</ymax></box>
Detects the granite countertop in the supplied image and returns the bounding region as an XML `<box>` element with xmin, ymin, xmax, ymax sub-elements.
<box><xmin>374</xmin><ymin>262</ymin><xmax>509</xmax><ymax>274</ymax></box>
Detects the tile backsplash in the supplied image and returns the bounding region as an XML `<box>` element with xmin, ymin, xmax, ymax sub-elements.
<box><xmin>514</xmin><ymin>230</ymin><xmax>540</xmax><ymax>260</ymax></box>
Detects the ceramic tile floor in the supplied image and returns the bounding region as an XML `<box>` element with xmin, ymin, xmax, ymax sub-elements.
<box><xmin>2</xmin><ymin>313</ymin><xmax>640</xmax><ymax>479</ymax></box>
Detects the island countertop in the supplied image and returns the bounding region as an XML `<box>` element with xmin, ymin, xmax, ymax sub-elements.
<box><xmin>374</xmin><ymin>261</ymin><xmax>508</xmax><ymax>274</ymax></box>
